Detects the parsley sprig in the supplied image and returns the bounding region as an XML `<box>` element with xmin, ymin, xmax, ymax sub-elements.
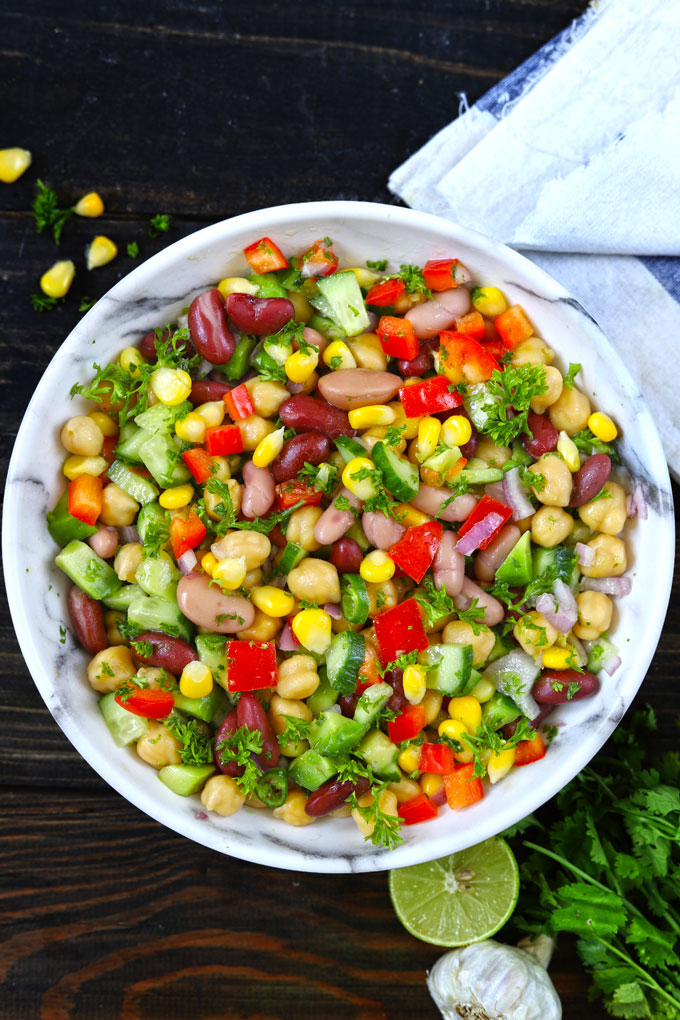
<box><xmin>215</xmin><ymin>725</ymin><xmax>264</xmax><ymax>797</ymax></box>
<box><xmin>478</xmin><ymin>364</ymin><xmax>549</xmax><ymax>447</ymax></box>
<box><xmin>32</xmin><ymin>179</ymin><xmax>74</xmax><ymax>243</ymax></box>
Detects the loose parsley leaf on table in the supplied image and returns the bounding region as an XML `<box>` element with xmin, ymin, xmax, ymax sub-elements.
<box><xmin>32</xmin><ymin>179</ymin><xmax>73</xmax><ymax>243</ymax></box>
<box><xmin>148</xmin><ymin>213</ymin><xmax>171</xmax><ymax>238</ymax></box>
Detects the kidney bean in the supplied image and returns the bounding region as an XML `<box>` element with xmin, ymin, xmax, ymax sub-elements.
<box><xmin>523</xmin><ymin>412</ymin><xmax>559</xmax><ymax>459</ymax></box>
<box><xmin>189</xmin><ymin>378</ymin><xmax>232</xmax><ymax>406</ymax></box>
<box><xmin>236</xmin><ymin>692</ymin><xmax>280</xmax><ymax>769</ymax></box>
<box><xmin>456</xmin><ymin>406</ymin><xmax>479</xmax><ymax>459</ymax></box>
<box><xmin>88</xmin><ymin>525</ymin><xmax>118</xmax><ymax>559</ymax></box>
<box><xmin>188</xmin><ymin>290</ymin><xmax>236</xmax><ymax>365</ymax></box>
<box><xmin>502</xmin><ymin>704</ymin><xmax>553</xmax><ymax>738</ymax></box>
<box><xmin>305</xmin><ymin>774</ymin><xmax>370</xmax><ymax>817</ymax></box>
<box><xmin>138</xmin><ymin>328</ymin><xmax>196</xmax><ymax>361</ymax></box>
<box><xmin>338</xmin><ymin>693</ymin><xmax>359</xmax><ymax>717</ymax></box>
<box><xmin>411</xmin><ymin>484</ymin><xmax>478</xmax><ymax>522</ymax></box>
<box><xmin>569</xmin><ymin>454</ymin><xmax>611</xmax><ymax>508</ymax></box>
<box><xmin>313</xmin><ymin>487</ymin><xmax>362</xmax><ymax>545</ymax></box>
<box><xmin>475</xmin><ymin>524</ymin><xmax>522</xmax><ymax>583</ymax></box>
<box><xmin>272</xmin><ymin>431</ymin><xmax>330</xmax><ymax>484</ymax></box>
<box><xmin>361</xmin><ymin>510</ymin><xmax>406</xmax><ymax>551</ymax></box>
<box><xmin>131</xmin><ymin>631</ymin><xmax>198</xmax><ymax>673</ymax></box>
<box><xmin>225</xmin><ymin>293</ymin><xmax>294</xmax><ymax>336</ymax></box>
<box><xmin>317</xmin><ymin>369</ymin><xmax>403</xmax><ymax>411</ymax></box>
<box><xmin>214</xmin><ymin>709</ymin><xmax>244</xmax><ymax>777</ymax></box>
<box><xmin>330</xmin><ymin>536</ymin><xmax>364</xmax><ymax>574</ymax></box>
<box><xmin>532</xmin><ymin>668</ymin><xmax>599</xmax><ymax>704</ymax></box>
<box><xmin>278</xmin><ymin>394</ymin><xmax>354</xmax><ymax>439</ymax></box>
<box><xmin>176</xmin><ymin>573</ymin><xmax>255</xmax><ymax>633</ymax></box>
<box><xmin>454</xmin><ymin>577</ymin><xmax>504</xmax><ymax>627</ymax></box>
<box><xmin>433</xmin><ymin>530</ymin><xmax>465</xmax><ymax>597</ymax></box>
<box><xmin>67</xmin><ymin>585</ymin><xmax>108</xmax><ymax>654</ymax></box>
<box><xmin>241</xmin><ymin>460</ymin><xmax>275</xmax><ymax>519</ymax></box>
<box><xmin>384</xmin><ymin>669</ymin><xmax>407</xmax><ymax>714</ymax></box>
<box><xmin>405</xmin><ymin>287</ymin><xmax>471</xmax><ymax>339</ymax></box>
<box><xmin>396</xmin><ymin>341</ymin><xmax>433</xmax><ymax>377</ymax></box>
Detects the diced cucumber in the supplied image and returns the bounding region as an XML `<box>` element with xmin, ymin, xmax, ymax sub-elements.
<box><xmin>419</xmin><ymin>643</ymin><xmax>474</xmax><ymax>695</ymax></box>
<box><xmin>134</xmin><ymin>399</ymin><xmax>192</xmax><ymax>434</ymax></box>
<box><xmin>341</xmin><ymin>573</ymin><xmax>369</xmax><ymax>626</ymax></box>
<box><xmin>195</xmin><ymin>634</ymin><xmax>228</xmax><ymax>688</ymax></box>
<box><xmin>458</xmin><ymin>467</ymin><xmax>504</xmax><ymax>485</ymax></box>
<box><xmin>287</xmin><ymin>750</ymin><xmax>342</xmax><ymax>792</ymax></box>
<box><xmin>422</xmin><ymin>445</ymin><xmax>462</xmax><ymax>481</ymax></box>
<box><xmin>308</xmin><ymin>314</ymin><xmax>345</xmax><ymax>342</ymax></box>
<box><xmin>325</xmin><ymin>631</ymin><xmax>365</xmax><ymax>695</ymax></box>
<box><xmin>99</xmin><ymin>691</ymin><xmax>149</xmax><ymax>747</ymax></box>
<box><xmin>263</xmin><ymin>335</ymin><xmax>293</xmax><ymax>365</ymax></box>
<box><xmin>114</xmin><ymin>424</ymin><xmax>151</xmax><ymax>465</ymax></box>
<box><xmin>346</xmin><ymin>521</ymin><xmax>370</xmax><ymax>552</ymax></box>
<box><xmin>158</xmin><ymin>763</ymin><xmax>215</xmax><ymax>796</ymax></box>
<box><xmin>305</xmin><ymin>668</ymin><xmax>339</xmax><ymax>715</ymax></box>
<box><xmin>372</xmin><ymin>441</ymin><xmax>419</xmax><ymax>502</ymax></box>
<box><xmin>103</xmin><ymin>584</ymin><xmax>146</xmax><ymax>611</ymax></box>
<box><xmin>128</xmin><ymin>596</ymin><xmax>194</xmax><ymax>643</ymax></box>
<box><xmin>279</xmin><ymin>542</ymin><xmax>307</xmax><ymax>573</ymax></box>
<box><xmin>46</xmin><ymin>490</ymin><xmax>98</xmax><ymax>546</ymax></box>
<box><xmin>486</xmin><ymin>628</ymin><xmax>515</xmax><ymax>665</ymax></box>
<box><xmin>139</xmin><ymin>432</ymin><xmax>191</xmax><ymax>488</ymax></box>
<box><xmin>464</xmin><ymin>383</ymin><xmax>494</xmax><ymax>431</ymax></box>
<box><xmin>308</xmin><ymin>712</ymin><xmax>366</xmax><ymax>756</ymax></box>
<box><xmin>173</xmin><ymin>686</ymin><xmax>225</xmax><ymax>723</ymax></box>
<box><xmin>312</xmin><ymin>271</ymin><xmax>370</xmax><ymax>336</ymax></box>
<box><xmin>334</xmin><ymin>435</ymin><xmax>367</xmax><ymax>463</ymax></box>
<box><xmin>586</xmin><ymin>633</ymin><xmax>619</xmax><ymax>674</ymax></box>
<box><xmin>495</xmin><ymin>531</ymin><xmax>533</xmax><ymax>586</ymax></box>
<box><xmin>248</xmin><ymin>272</ymin><xmax>288</xmax><ymax>298</ymax></box>
<box><xmin>532</xmin><ymin>545</ymin><xmax>579</xmax><ymax>587</ymax></box>
<box><xmin>482</xmin><ymin>692</ymin><xmax>521</xmax><ymax>731</ymax></box>
<box><xmin>357</xmin><ymin>729</ymin><xmax>400</xmax><ymax>782</ymax></box>
<box><xmin>107</xmin><ymin>459</ymin><xmax>159</xmax><ymax>505</ymax></box>
<box><xmin>55</xmin><ymin>540</ymin><xmax>122</xmax><ymax>601</ymax></box>
<box><xmin>136</xmin><ymin>502</ymin><xmax>170</xmax><ymax>546</ymax></box>
<box><xmin>353</xmin><ymin>682</ymin><xmax>393</xmax><ymax>730</ymax></box>
<box><xmin>135</xmin><ymin>551</ymin><xmax>181</xmax><ymax>600</ymax></box>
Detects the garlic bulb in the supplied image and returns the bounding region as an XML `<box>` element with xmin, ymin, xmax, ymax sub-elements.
<box><xmin>427</xmin><ymin>938</ymin><xmax>562</xmax><ymax>1020</ymax></box>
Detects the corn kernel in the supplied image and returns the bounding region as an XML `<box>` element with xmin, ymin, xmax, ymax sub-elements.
<box><xmin>251</xmin><ymin>585</ymin><xmax>295</xmax><ymax>618</ymax></box>
<box><xmin>471</xmin><ymin>285</ymin><xmax>508</xmax><ymax>317</ymax></box>
<box><xmin>421</xmin><ymin>689</ymin><xmax>443</xmax><ymax>725</ymax></box>
<box><xmin>441</xmin><ymin>414</ymin><xmax>472</xmax><ymax>448</ymax></box>
<box><xmin>195</xmin><ymin>401</ymin><xmax>225</xmax><ymax>428</ymax></box>
<box><xmin>342</xmin><ymin>457</ymin><xmax>378</xmax><ymax>500</ymax></box>
<box><xmin>345</xmin><ymin>266</ymin><xmax>380</xmax><ymax>288</ymax></box>
<box><xmin>542</xmin><ymin>646</ymin><xmax>574</xmax><ymax>670</ymax></box>
<box><xmin>469</xmin><ymin>676</ymin><xmax>495</xmax><ymax>704</ymax></box>
<box><xmin>438</xmin><ymin>718</ymin><xmax>468</xmax><ymax>742</ymax></box>
<box><xmin>213</xmin><ymin>555</ymin><xmax>248</xmax><ymax>590</ymax></box>
<box><xmin>323</xmin><ymin>340</ymin><xmax>356</xmax><ymax>370</ymax></box>
<box><xmin>557</xmin><ymin>430</ymin><xmax>581</xmax><ymax>472</ymax></box>
<box><xmin>86</xmin><ymin>235</ymin><xmax>118</xmax><ymax>270</ymax></box>
<box><xmin>291</xmin><ymin>608</ymin><xmax>332</xmax><ymax>655</ymax></box>
<box><xmin>0</xmin><ymin>147</ymin><xmax>32</xmax><ymax>183</ymax></box>
<box><xmin>420</xmin><ymin>773</ymin><xmax>444</xmax><ymax>799</ymax></box>
<box><xmin>285</xmin><ymin>350</ymin><xmax>318</xmax><ymax>384</ymax></box>
<box><xmin>63</xmin><ymin>454</ymin><xmax>108</xmax><ymax>480</ymax></box>
<box><xmin>252</xmin><ymin>426</ymin><xmax>285</xmax><ymax>468</ymax></box>
<box><xmin>416</xmin><ymin>416</ymin><xmax>441</xmax><ymax>462</ymax></box>
<box><xmin>348</xmin><ymin>404</ymin><xmax>396</xmax><ymax>429</ymax></box>
<box><xmin>180</xmin><ymin>660</ymin><xmax>213</xmax><ymax>699</ymax></box>
<box><xmin>175</xmin><ymin>411</ymin><xmax>206</xmax><ymax>444</ymax></box>
<box><xmin>403</xmin><ymin>664</ymin><xmax>427</xmax><ymax>704</ymax></box>
<box><xmin>395</xmin><ymin>503</ymin><xmax>431</xmax><ymax>527</ymax></box>
<box><xmin>217</xmin><ymin>276</ymin><xmax>258</xmax><ymax>298</ymax></box>
<box><xmin>201</xmin><ymin>552</ymin><xmax>218</xmax><ymax>576</ymax></box>
<box><xmin>448</xmin><ymin>696</ymin><xmax>482</xmax><ymax>733</ymax></box>
<box><xmin>119</xmin><ymin>346</ymin><xmax>146</xmax><ymax>376</ymax></box>
<box><xmin>150</xmin><ymin>367</ymin><xmax>192</xmax><ymax>405</ymax></box>
<box><xmin>40</xmin><ymin>260</ymin><xmax>75</xmax><ymax>299</ymax></box>
<box><xmin>588</xmin><ymin>411</ymin><xmax>618</xmax><ymax>443</ymax></box>
<box><xmin>487</xmin><ymin>746</ymin><xmax>516</xmax><ymax>784</ymax></box>
<box><xmin>159</xmin><ymin>484</ymin><xmax>194</xmax><ymax>509</ymax></box>
<box><xmin>360</xmin><ymin>549</ymin><xmax>395</xmax><ymax>583</ymax></box>
<box><xmin>89</xmin><ymin>411</ymin><xmax>118</xmax><ymax>437</ymax></box>
<box><xmin>389</xmin><ymin>401</ymin><xmax>420</xmax><ymax>439</ymax></box>
<box><xmin>397</xmin><ymin>745</ymin><xmax>421</xmax><ymax>774</ymax></box>
<box><xmin>74</xmin><ymin>191</ymin><xmax>104</xmax><ymax>218</ymax></box>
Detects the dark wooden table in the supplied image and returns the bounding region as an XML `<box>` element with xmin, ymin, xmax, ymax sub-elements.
<box><xmin>2</xmin><ymin>2</ymin><xmax>677</xmax><ymax>1017</ymax></box>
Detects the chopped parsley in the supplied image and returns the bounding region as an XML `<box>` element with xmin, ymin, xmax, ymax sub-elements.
<box><xmin>127</xmin><ymin>241</ymin><xmax>140</xmax><ymax>258</ymax></box>
<box><xmin>215</xmin><ymin>725</ymin><xmax>263</xmax><ymax>796</ymax></box>
<box><xmin>563</xmin><ymin>362</ymin><xmax>581</xmax><ymax>389</ymax></box>
<box><xmin>366</xmin><ymin>259</ymin><xmax>388</xmax><ymax>272</ymax></box>
<box><xmin>32</xmin><ymin>179</ymin><xmax>73</xmax><ymax>243</ymax></box>
<box><xmin>141</xmin><ymin>512</ymin><xmax>170</xmax><ymax>557</ymax></box>
<box><xmin>78</xmin><ymin>296</ymin><xmax>97</xmax><ymax>312</ymax></box>
<box><xmin>572</xmin><ymin>428</ymin><xmax>622</xmax><ymax>464</ymax></box>
<box><xmin>31</xmin><ymin>293</ymin><xmax>65</xmax><ymax>312</ymax></box>
<box><xmin>148</xmin><ymin>213</ymin><xmax>171</xmax><ymax>238</ymax></box>
<box><xmin>413</xmin><ymin>575</ymin><xmax>455</xmax><ymax>629</ymax></box>
<box><xmin>298</xmin><ymin>461</ymin><xmax>339</xmax><ymax>495</ymax></box>
<box><xmin>165</xmin><ymin>716</ymin><xmax>213</xmax><ymax>766</ymax></box>
<box><xmin>376</xmin><ymin>649</ymin><xmax>420</xmax><ymax>677</ymax></box>
<box><xmin>382</xmin><ymin>424</ymin><xmax>406</xmax><ymax>447</ymax></box>
<box><xmin>349</xmin><ymin>784</ymin><xmax>403</xmax><ymax>850</ymax></box>
<box><xmin>478</xmin><ymin>364</ymin><xmax>550</xmax><ymax>447</ymax></box>
<box><xmin>276</xmin><ymin>715</ymin><xmax>312</xmax><ymax>747</ymax></box>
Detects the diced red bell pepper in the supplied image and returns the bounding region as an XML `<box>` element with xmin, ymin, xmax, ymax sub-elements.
<box><xmin>443</xmin><ymin>764</ymin><xmax>485</xmax><ymax>810</ymax></box>
<box><xmin>480</xmin><ymin>339</ymin><xmax>508</xmax><ymax>362</ymax></box>
<box><xmin>205</xmin><ymin>424</ymin><xmax>244</xmax><ymax>456</ymax></box>
<box><xmin>115</xmin><ymin>688</ymin><xmax>174</xmax><ymax>719</ymax></box>
<box><xmin>243</xmin><ymin>236</ymin><xmax>289</xmax><ymax>274</ymax></box>
<box><xmin>366</xmin><ymin>278</ymin><xmax>405</xmax><ymax>306</ymax></box>
<box><xmin>374</xmin><ymin>598</ymin><xmax>429</xmax><ymax>665</ymax></box>
<box><xmin>225</xmin><ymin>640</ymin><xmax>278</xmax><ymax>692</ymax></box>
<box><xmin>377</xmin><ymin>315</ymin><xmax>419</xmax><ymax>361</ymax></box>
<box><xmin>300</xmin><ymin>238</ymin><xmax>338</xmax><ymax>277</ymax></box>
<box><xmin>438</xmin><ymin>332</ymin><xmax>500</xmax><ymax>386</ymax></box>
<box><xmin>456</xmin><ymin>494</ymin><xmax>513</xmax><ymax>551</ymax></box>
<box><xmin>454</xmin><ymin>310</ymin><xmax>486</xmax><ymax>340</ymax></box>
<box><xmin>182</xmin><ymin>447</ymin><xmax>215</xmax><ymax>485</ymax></box>
<box><xmin>170</xmin><ymin>511</ymin><xmax>206</xmax><ymax>561</ymax></box>
<box><xmin>398</xmin><ymin>374</ymin><xmax>462</xmax><ymax>418</ymax></box>
<box><xmin>514</xmin><ymin>732</ymin><xmax>547</xmax><ymax>766</ymax></box>
<box><xmin>388</xmin><ymin>521</ymin><xmax>443</xmax><ymax>584</ymax></box>
<box><xmin>494</xmin><ymin>304</ymin><xmax>534</xmax><ymax>350</ymax></box>
<box><xmin>423</xmin><ymin>258</ymin><xmax>463</xmax><ymax>292</ymax></box>
<box><xmin>398</xmin><ymin>792</ymin><xmax>439</xmax><ymax>825</ymax></box>
<box><xmin>68</xmin><ymin>474</ymin><xmax>103</xmax><ymax>526</ymax></box>
<box><xmin>223</xmin><ymin>383</ymin><xmax>255</xmax><ymax>421</ymax></box>
<box><xmin>419</xmin><ymin>742</ymin><xmax>456</xmax><ymax>774</ymax></box>
<box><xmin>275</xmin><ymin>479</ymin><xmax>323</xmax><ymax>509</ymax></box>
<box><xmin>388</xmin><ymin>703</ymin><xmax>428</xmax><ymax>743</ymax></box>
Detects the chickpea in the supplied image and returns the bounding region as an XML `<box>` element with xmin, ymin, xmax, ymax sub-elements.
<box><xmin>578</xmin><ymin>482</ymin><xmax>627</xmax><ymax>536</ymax></box>
<box><xmin>60</xmin><ymin>415</ymin><xmax>104</xmax><ymax>456</ymax></box>
<box><xmin>421</xmin><ymin>689</ymin><xmax>443</xmax><ymax>726</ymax></box>
<box><xmin>476</xmin><ymin>437</ymin><xmax>512</xmax><ymax>467</ymax></box>
<box><xmin>531</xmin><ymin>505</ymin><xmax>574</xmax><ymax>547</ymax></box>
<box><xmin>277</xmin><ymin>654</ymin><xmax>320</xmax><ymax>700</ymax></box>
<box><xmin>442</xmin><ymin>620</ymin><xmax>495</xmax><ymax>666</ymax></box>
<box><xmin>204</xmin><ymin>478</ymin><xmax>242</xmax><ymax>521</ymax></box>
<box><xmin>351</xmin><ymin>789</ymin><xmax>399</xmax><ymax>838</ymax></box>
<box><xmin>200</xmin><ymin>775</ymin><xmax>245</xmax><ymax>817</ymax></box>
<box><xmin>511</xmin><ymin>336</ymin><xmax>554</xmax><ymax>366</ymax></box>
<box><xmin>235</xmin><ymin>414</ymin><xmax>276</xmax><ymax>451</ymax></box>
<box><xmin>294</xmin><ymin>370</ymin><xmax>319</xmax><ymax>397</ymax></box>
<box><xmin>269</xmin><ymin>693</ymin><xmax>313</xmax><ymax>756</ymax></box>
<box><xmin>288</xmin><ymin>290</ymin><xmax>314</xmax><ymax>323</ymax></box>
<box><xmin>286</xmin><ymin>505</ymin><xmax>324</xmax><ymax>552</ymax></box>
<box><xmin>114</xmin><ymin>541</ymin><xmax>144</xmax><ymax>582</ymax></box>
<box><xmin>388</xmin><ymin>775</ymin><xmax>423</xmax><ymax>803</ymax></box>
<box><xmin>136</xmin><ymin>721</ymin><xmax>182</xmax><ymax>769</ymax></box>
<box><xmin>211</xmin><ymin>530</ymin><xmax>271</xmax><ymax>570</ymax></box>
<box><xmin>135</xmin><ymin>666</ymin><xmax>177</xmax><ymax>686</ymax></box>
<box><xmin>581</xmin><ymin>534</ymin><xmax>627</xmax><ymax>577</ymax></box>
<box><xmin>287</xmin><ymin>558</ymin><xmax>341</xmax><ymax>604</ymax></box>
<box><xmin>242</xmin><ymin>567</ymin><xmax>263</xmax><ymax>590</ymax></box>
<box><xmin>87</xmin><ymin>644</ymin><xmax>136</xmax><ymax>692</ymax></box>
<box><xmin>366</xmin><ymin>579</ymin><xmax>399</xmax><ymax>618</ymax></box>
<box><xmin>361</xmin><ymin>427</ymin><xmax>406</xmax><ymax>455</ymax></box>
<box><xmin>237</xmin><ymin>608</ymin><xmax>282</xmax><ymax>642</ymax></box>
<box><xmin>211</xmin><ymin>456</ymin><xmax>232</xmax><ymax>481</ymax></box>
<box><xmin>529</xmin><ymin>453</ymin><xmax>573</xmax><ymax>507</ymax></box>
<box><xmin>100</xmin><ymin>483</ymin><xmax>139</xmax><ymax>527</ymax></box>
<box><xmin>548</xmin><ymin>386</ymin><xmax>591</xmax><ymax>436</ymax></box>
<box><xmin>423</xmin><ymin>611</ymin><xmax>456</xmax><ymax>635</ymax></box>
<box><xmin>573</xmin><ymin>590</ymin><xmax>614</xmax><ymax>640</ymax></box>
<box><xmin>347</xmin><ymin>332</ymin><xmax>388</xmax><ymax>371</ymax></box>
<box><xmin>513</xmin><ymin>611</ymin><xmax>558</xmax><ymax>656</ymax></box>
<box><xmin>530</xmin><ymin>366</ymin><xmax>563</xmax><ymax>413</ymax></box>
<box><xmin>104</xmin><ymin>610</ymin><xmax>126</xmax><ymax>646</ymax></box>
<box><xmin>244</xmin><ymin>378</ymin><xmax>290</xmax><ymax>418</ymax></box>
<box><xmin>273</xmin><ymin>789</ymin><xmax>316</xmax><ymax>826</ymax></box>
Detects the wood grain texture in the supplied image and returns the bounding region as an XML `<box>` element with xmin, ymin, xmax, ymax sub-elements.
<box><xmin>2</xmin><ymin>1</ymin><xmax>676</xmax><ymax>1017</ymax></box>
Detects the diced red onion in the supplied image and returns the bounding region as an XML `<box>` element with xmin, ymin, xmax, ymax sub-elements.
<box><xmin>502</xmin><ymin>467</ymin><xmax>535</xmax><ymax>521</ymax></box>
<box><xmin>120</xmin><ymin>525</ymin><xmax>139</xmax><ymax>544</ymax></box>
<box><xmin>455</xmin><ymin>513</ymin><xmax>505</xmax><ymax>555</ymax></box>
<box><xmin>580</xmin><ymin>576</ymin><xmax>632</xmax><ymax>597</ymax></box>
<box><xmin>602</xmin><ymin>651</ymin><xmax>622</xmax><ymax>676</ymax></box>
<box><xmin>365</xmin><ymin>310</ymin><xmax>379</xmax><ymax>331</ymax></box>
<box><xmin>535</xmin><ymin>579</ymin><xmax>578</xmax><ymax>633</ymax></box>
<box><xmin>195</xmin><ymin>811</ymin><xmax>209</xmax><ymax>821</ymax></box>
<box><xmin>324</xmin><ymin>602</ymin><xmax>343</xmax><ymax>619</ymax></box>
<box><xmin>626</xmin><ymin>482</ymin><xmax>648</xmax><ymax>521</ymax></box>
<box><xmin>278</xmin><ymin>621</ymin><xmax>299</xmax><ymax>651</ymax></box>
<box><xmin>177</xmin><ymin>549</ymin><xmax>198</xmax><ymax>575</ymax></box>
<box><xmin>484</xmin><ymin>481</ymin><xmax>507</xmax><ymax>503</ymax></box>
<box><xmin>286</xmin><ymin>380</ymin><xmax>308</xmax><ymax>394</ymax></box>
<box><xmin>575</xmin><ymin>542</ymin><xmax>595</xmax><ymax>567</ymax></box>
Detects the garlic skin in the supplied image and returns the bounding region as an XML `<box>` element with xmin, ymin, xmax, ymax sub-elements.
<box><xmin>427</xmin><ymin>939</ymin><xmax>562</xmax><ymax>1020</ymax></box>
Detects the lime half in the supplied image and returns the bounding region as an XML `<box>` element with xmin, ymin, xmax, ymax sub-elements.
<box><xmin>388</xmin><ymin>837</ymin><xmax>519</xmax><ymax>947</ymax></box>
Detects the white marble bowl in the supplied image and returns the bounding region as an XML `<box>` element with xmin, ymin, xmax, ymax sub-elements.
<box><xmin>4</xmin><ymin>202</ymin><xmax>674</xmax><ymax>873</ymax></box>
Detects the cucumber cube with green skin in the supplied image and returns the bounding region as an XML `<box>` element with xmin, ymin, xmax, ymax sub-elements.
<box><xmin>334</xmin><ymin>435</ymin><xmax>368</xmax><ymax>463</ymax></box>
<box><xmin>46</xmin><ymin>490</ymin><xmax>98</xmax><ymax>546</ymax></box>
<box><xmin>372</xmin><ymin>441</ymin><xmax>419</xmax><ymax>502</ymax></box>
<box><xmin>158</xmin><ymin>764</ymin><xmax>215</xmax><ymax>797</ymax></box>
<box><xmin>305</xmin><ymin>669</ymin><xmax>339</xmax><ymax>715</ymax></box>
<box><xmin>287</xmin><ymin>750</ymin><xmax>342</xmax><ymax>792</ymax></box>
<box><xmin>532</xmin><ymin>545</ymin><xmax>579</xmax><ymax>587</ymax></box>
<box><xmin>103</xmin><ymin>584</ymin><xmax>146</xmax><ymax>611</ymax></box>
<box><xmin>420</xmin><ymin>643</ymin><xmax>474</xmax><ymax>695</ymax></box>
<box><xmin>136</xmin><ymin>502</ymin><xmax>170</xmax><ymax>546</ymax></box>
<box><xmin>55</xmin><ymin>540</ymin><xmax>122</xmax><ymax>601</ymax></box>
<box><xmin>173</xmin><ymin>686</ymin><xmax>225</xmax><ymax>723</ymax></box>
<box><xmin>248</xmin><ymin>273</ymin><xmax>288</xmax><ymax>299</ymax></box>
<box><xmin>481</xmin><ymin>692</ymin><xmax>521</xmax><ymax>731</ymax></box>
<box><xmin>139</xmin><ymin>432</ymin><xmax>192</xmax><ymax>488</ymax></box>
<box><xmin>98</xmin><ymin>691</ymin><xmax>149</xmax><ymax>747</ymax></box>
<box><xmin>195</xmin><ymin>634</ymin><xmax>228</xmax><ymax>689</ymax></box>
<box><xmin>114</xmin><ymin>424</ymin><xmax>151</xmax><ymax>465</ymax></box>
<box><xmin>357</xmin><ymin>729</ymin><xmax>400</xmax><ymax>782</ymax></box>
<box><xmin>313</xmin><ymin>271</ymin><xmax>370</xmax><ymax>336</ymax></box>
<box><xmin>279</xmin><ymin>542</ymin><xmax>307</xmax><ymax>573</ymax></box>
<box><xmin>308</xmin><ymin>712</ymin><xmax>366</xmax><ymax>756</ymax></box>
<box><xmin>127</xmin><ymin>596</ymin><xmax>194</xmax><ymax>643</ymax></box>
<box><xmin>325</xmin><ymin>631</ymin><xmax>365</xmax><ymax>696</ymax></box>
<box><xmin>586</xmin><ymin>633</ymin><xmax>619</xmax><ymax>673</ymax></box>
<box><xmin>134</xmin><ymin>399</ymin><xmax>192</xmax><ymax>435</ymax></box>
<box><xmin>458</xmin><ymin>467</ymin><xmax>504</xmax><ymax>485</ymax></box>
<box><xmin>107</xmin><ymin>459</ymin><xmax>160</xmax><ymax>505</ymax></box>
<box><xmin>495</xmin><ymin>532</ymin><xmax>533</xmax><ymax>587</ymax></box>
<box><xmin>353</xmin><ymin>682</ymin><xmax>393</xmax><ymax>730</ymax></box>
<box><xmin>135</xmin><ymin>551</ymin><xmax>181</xmax><ymax>600</ymax></box>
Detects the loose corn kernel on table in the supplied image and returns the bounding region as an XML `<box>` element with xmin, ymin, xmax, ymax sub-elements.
<box><xmin>1</xmin><ymin>1</ymin><xmax>678</xmax><ymax>1018</ymax></box>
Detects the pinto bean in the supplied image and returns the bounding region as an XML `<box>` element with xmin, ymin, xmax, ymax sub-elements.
<box><xmin>313</xmin><ymin>488</ymin><xmax>362</xmax><ymax>545</ymax></box>
<box><xmin>131</xmin><ymin>631</ymin><xmax>198</xmax><ymax>673</ymax></box>
<box><xmin>475</xmin><ymin>524</ymin><xmax>522</xmax><ymax>583</ymax></box>
<box><xmin>272</xmin><ymin>432</ymin><xmax>330</xmax><ymax>484</ymax></box>
<box><xmin>278</xmin><ymin>394</ymin><xmax>354</xmax><ymax>439</ymax></box>
<box><xmin>237</xmin><ymin>692</ymin><xmax>280</xmax><ymax>769</ymax></box>
<box><xmin>67</xmin><ymin>585</ymin><xmax>108</xmax><ymax>654</ymax></box>
<box><xmin>214</xmin><ymin>709</ymin><xmax>244</xmax><ymax>777</ymax></box>
<box><xmin>138</xmin><ymin>328</ymin><xmax>195</xmax><ymax>361</ymax></box>
<box><xmin>225</xmin><ymin>293</ymin><xmax>294</xmax><ymax>336</ymax></box>
<box><xmin>317</xmin><ymin>369</ymin><xmax>402</xmax><ymax>410</ymax></box>
<box><xmin>189</xmin><ymin>378</ymin><xmax>232</xmax><ymax>406</ymax></box>
<box><xmin>188</xmin><ymin>290</ymin><xmax>236</xmax><ymax>365</ymax></box>
<box><xmin>569</xmin><ymin>454</ymin><xmax>611</xmax><ymax>508</ymax></box>
<box><xmin>532</xmin><ymin>669</ymin><xmax>599</xmax><ymax>704</ymax></box>
<box><xmin>176</xmin><ymin>573</ymin><xmax>255</xmax><ymax>633</ymax></box>
<box><xmin>361</xmin><ymin>510</ymin><xmax>406</xmax><ymax>551</ymax></box>
<box><xmin>88</xmin><ymin>525</ymin><xmax>118</xmax><ymax>559</ymax></box>
<box><xmin>433</xmin><ymin>531</ymin><xmax>465</xmax><ymax>597</ymax></box>
<box><xmin>241</xmin><ymin>460</ymin><xmax>275</xmax><ymax>519</ymax></box>
<box><xmin>330</xmin><ymin>537</ymin><xmax>363</xmax><ymax>574</ymax></box>
<box><xmin>294</xmin><ymin>326</ymin><xmax>328</xmax><ymax>356</ymax></box>
<box><xmin>453</xmin><ymin>577</ymin><xmax>504</xmax><ymax>626</ymax></box>
<box><xmin>305</xmin><ymin>774</ymin><xmax>370</xmax><ymax>817</ymax></box>
<box><xmin>405</xmin><ymin>287</ymin><xmax>471</xmax><ymax>339</ymax></box>
<box><xmin>411</xmin><ymin>484</ymin><xmax>478</xmax><ymax>522</ymax></box>
<box><xmin>523</xmin><ymin>412</ymin><xmax>559</xmax><ymax>459</ymax></box>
